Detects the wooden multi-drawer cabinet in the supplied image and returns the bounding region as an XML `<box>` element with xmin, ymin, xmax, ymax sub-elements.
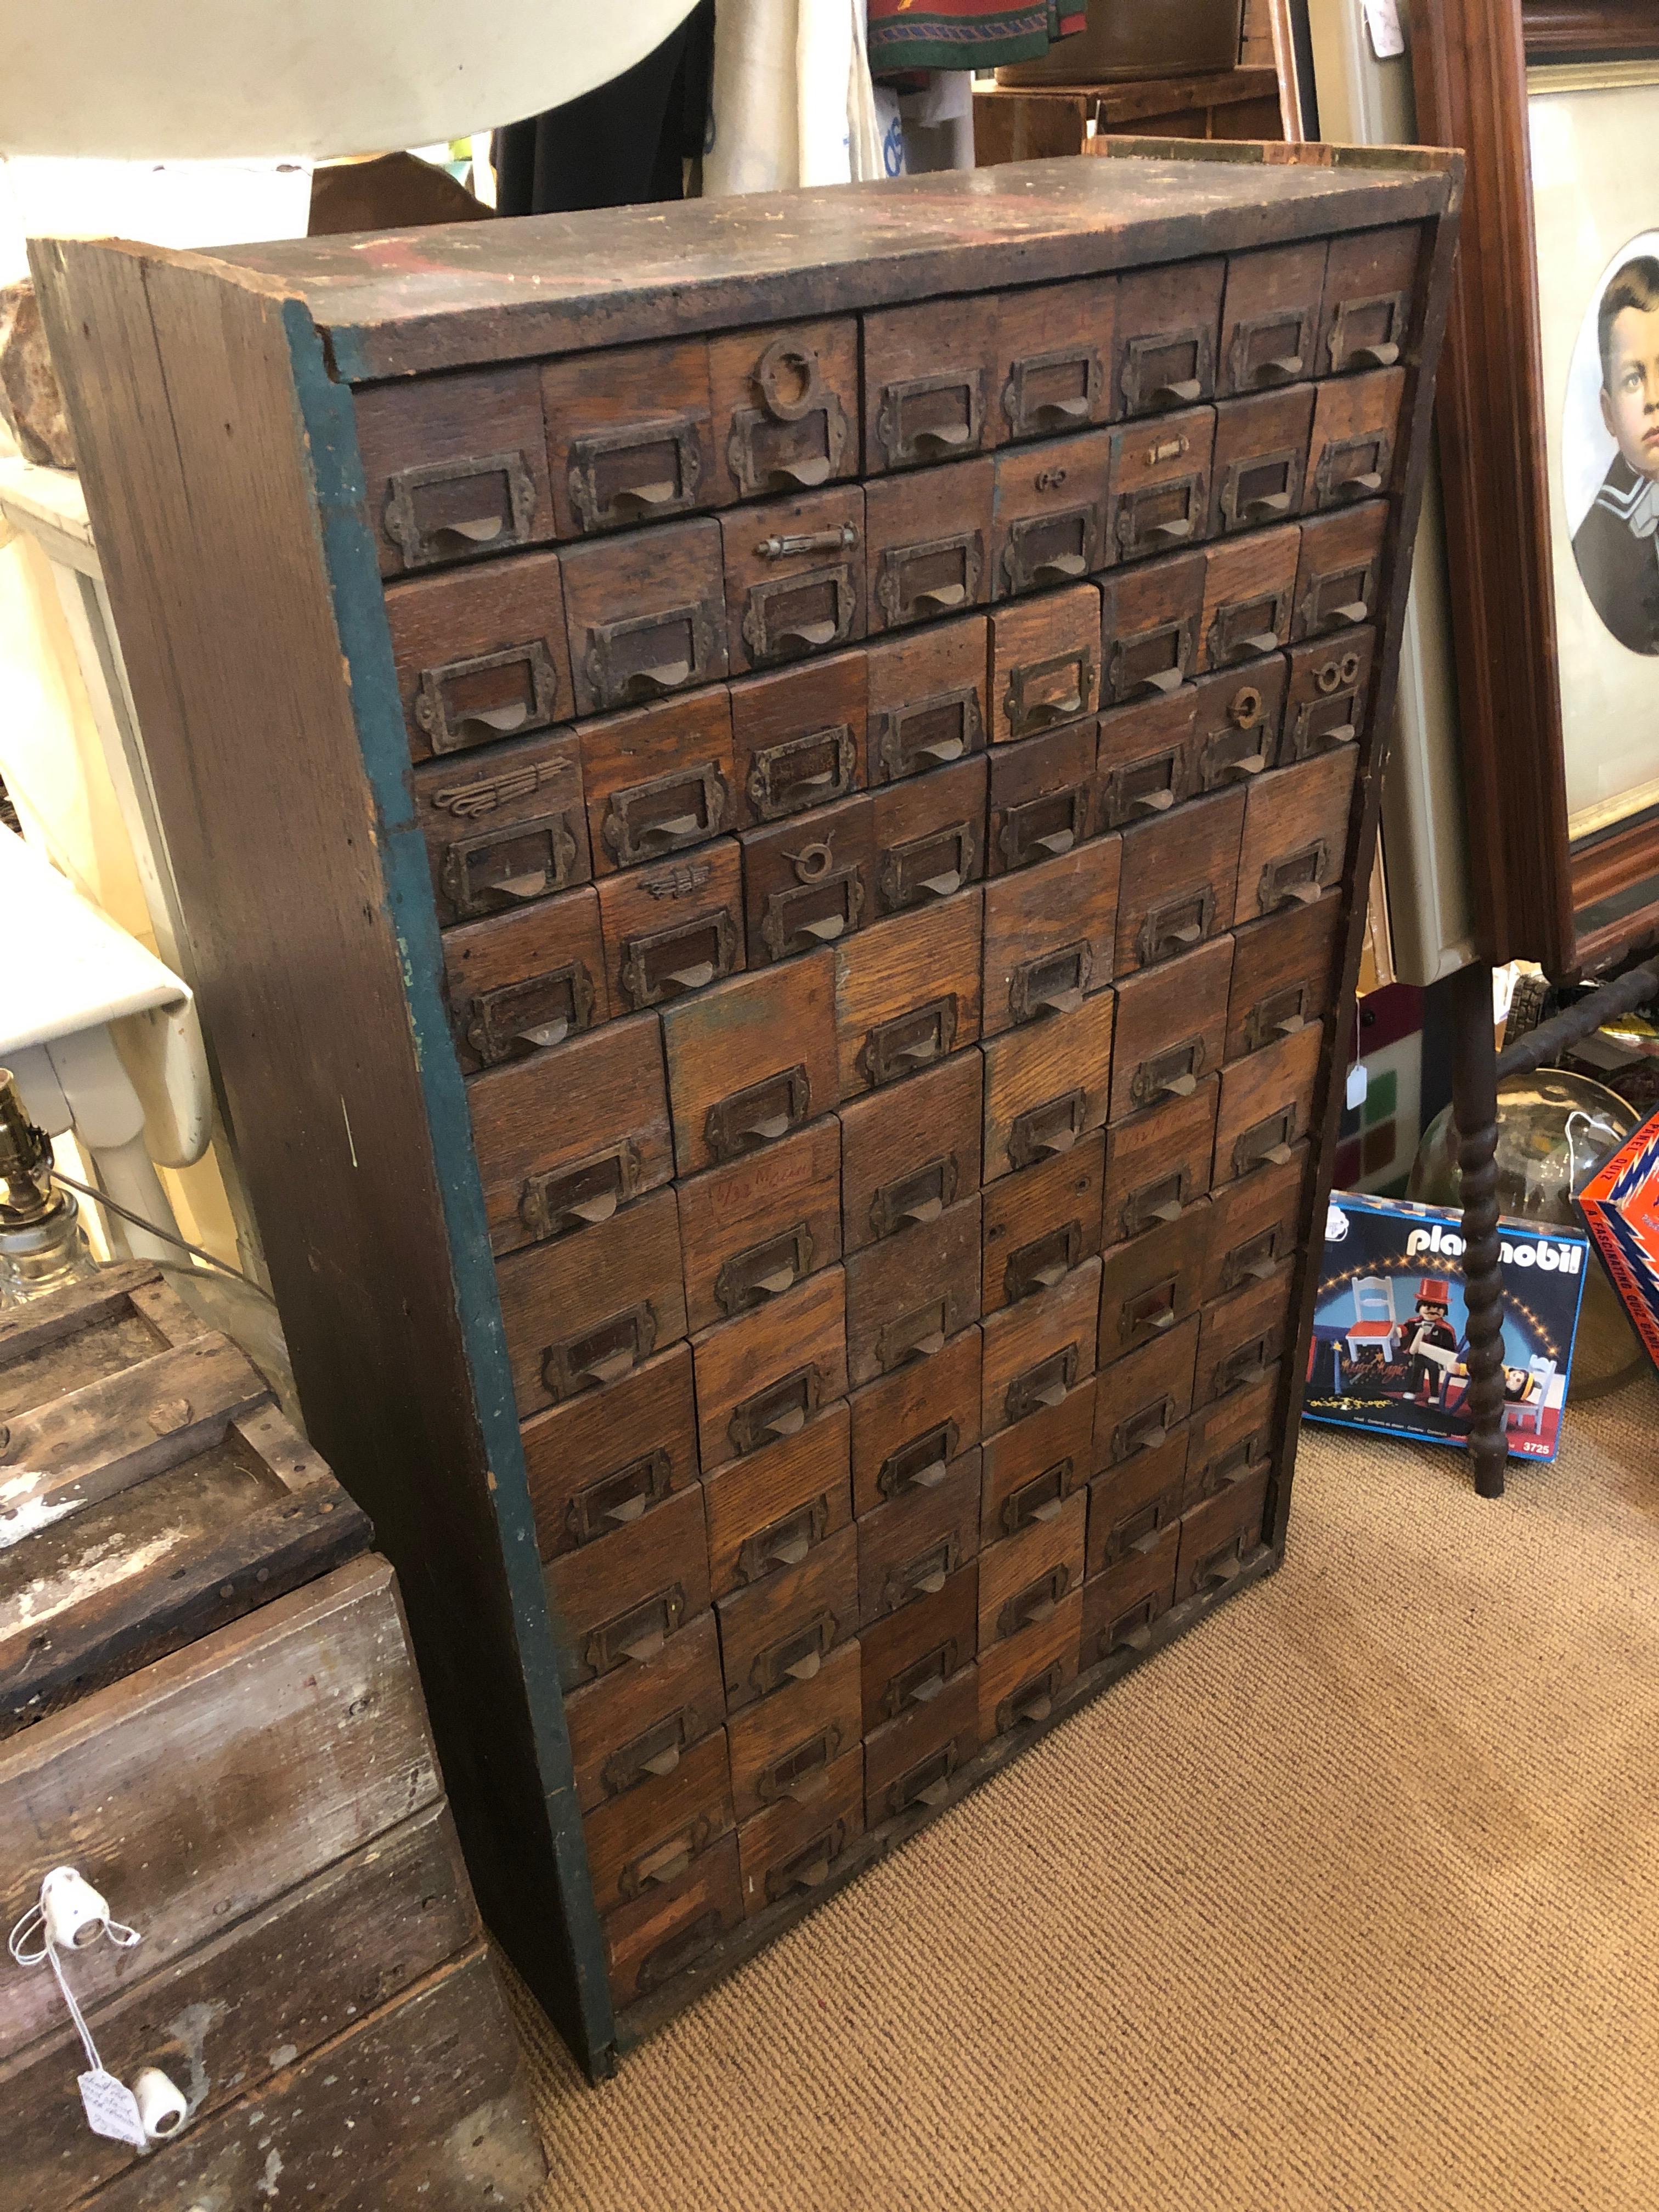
<box><xmin>36</xmin><ymin>142</ymin><xmax>1459</xmax><ymax>2077</ymax></box>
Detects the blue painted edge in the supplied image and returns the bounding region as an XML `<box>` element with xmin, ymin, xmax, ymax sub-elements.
<box><xmin>278</xmin><ymin>295</ymin><xmax>617</xmax><ymax>2066</ymax></box>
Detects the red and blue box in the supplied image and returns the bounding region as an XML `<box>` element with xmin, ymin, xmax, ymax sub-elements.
<box><xmin>1577</xmin><ymin>1105</ymin><xmax>1659</xmax><ymax>1378</ymax></box>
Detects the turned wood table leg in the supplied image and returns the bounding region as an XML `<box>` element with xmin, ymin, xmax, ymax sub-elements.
<box><xmin>1450</xmin><ymin>960</ymin><xmax>1509</xmax><ymax>1497</ymax></box>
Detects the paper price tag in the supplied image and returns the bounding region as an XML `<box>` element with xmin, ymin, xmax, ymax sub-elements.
<box><xmin>1363</xmin><ymin>0</ymin><xmax>1406</xmax><ymax>58</ymax></box>
<box><xmin>79</xmin><ymin>2068</ymin><xmax>149</xmax><ymax>2149</ymax></box>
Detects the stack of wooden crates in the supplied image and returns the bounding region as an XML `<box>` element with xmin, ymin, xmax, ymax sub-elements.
<box><xmin>35</xmin><ymin>142</ymin><xmax>1459</xmax><ymax>2076</ymax></box>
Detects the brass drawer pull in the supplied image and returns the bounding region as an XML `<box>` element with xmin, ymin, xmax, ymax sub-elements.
<box><xmin>1287</xmin><ymin>698</ymin><xmax>1359</xmax><ymax>761</ymax></box>
<box><xmin>1314</xmin><ymin>431</ymin><xmax>1394</xmax><ymax>509</ymax></box>
<box><xmin>747</xmin><ymin>723</ymin><xmax>858</xmax><ymax>820</ymax></box>
<box><xmin>1213</xmin><ymin>1333</ymin><xmax>1274</xmax><ymax>1399</ymax></box>
<box><xmin>873</xmin><ymin>688</ymin><xmax>984</xmax><ymax>781</ymax></box>
<box><xmin>1233</xmin><ymin>1107</ymin><xmax>1300</xmax><ymax>1178</ymax></box>
<box><xmin>566</xmin><ymin>1446</ymin><xmax>672</xmax><ymax>1547</ymax></box>
<box><xmin>463</xmin><ymin>962</ymin><xmax>595</xmax><ymax>1066</ymax></box>
<box><xmin>1004</xmin><ymin>1221</ymin><xmax>1081</xmax><ymax>1304</ymax></box>
<box><xmin>874</xmin><ymin>370</ymin><xmax>984</xmax><ymax>466</ymax></box>
<box><xmin>1120</xmin><ymin>325</ymin><xmax>1214</xmax><ymax>415</ymax></box>
<box><xmin>415</xmin><ymin>639</ymin><xmax>561</xmax><ymax>754</ymax></box>
<box><xmin>383</xmin><ymin>449</ymin><xmax>538</xmax><ymax>569</ymax></box>
<box><xmin>737</xmin><ymin>1492</ymin><xmax>831</xmax><ymax>1583</ymax></box>
<box><xmin>1010</xmin><ymin>941</ymin><xmax>1091</xmax><ymax>1023</ymax></box>
<box><xmin>567</xmin><ymin>415</ymin><xmax>704</xmax><ymax>533</ymax></box>
<box><xmin>1002</xmin><ymin>646</ymin><xmax>1093</xmax><ymax>738</ymax></box>
<box><xmin>1105</xmin><ymin>1595</ymin><xmax>1159</xmax><ymax>1658</ymax></box>
<box><xmin>878</xmin><ymin>821</ymin><xmax>978</xmax><ymax>913</ymax></box>
<box><xmin>998</xmin><ymin>1563</ymin><xmax>1071</xmax><ymax>1640</ymax></box>
<box><xmin>601</xmin><ymin>1708</ymin><xmax>692</xmax><ymax>1796</ymax></box>
<box><xmin>1009</xmin><ymin>1087</ymin><xmax>1086</xmax><ymax>1170</ymax></box>
<box><xmin>877</xmin><ymin>1419</ymin><xmax>960</xmax><ymax>1501</ymax></box>
<box><xmin>520</xmin><ymin>1140</ymin><xmax>642</xmax><ymax>1242</ymax></box>
<box><xmin>1327</xmin><ymin>289</ymin><xmax>1408</xmax><ymax>374</ymax></box>
<box><xmin>1122</xmin><ymin>1171</ymin><xmax>1188</xmax><ymax>1237</ymax></box>
<box><xmin>1001</xmin><ymin>1458</ymin><xmax>1073</xmax><ymax>1536</ymax></box>
<box><xmin>618</xmin><ymin>909</ymin><xmax>739</xmax><ymax>1010</ymax></box>
<box><xmin>582</xmin><ymin>599</ymin><xmax>720</xmax><ymax>711</ymax></box>
<box><xmin>1114</xmin><ymin>473</ymin><xmax>1206</xmax><ymax>557</ymax></box>
<box><xmin>881</xmin><ymin>1638</ymin><xmax>958</xmax><ymax>1720</ymax></box>
<box><xmin>995</xmin><ymin>1659</ymin><xmax>1064</xmax><ymax>1737</ymax></box>
<box><xmin>998</xmin><ymin>787</ymin><xmax>1090</xmax><ymax>870</ymax></box>
<box><xmin>715</xmin><ymin>1223</ymin><xmax>815</xmax><ymax>1318</ymax></box>
<box><xmin>858</xmin><ymin>996</ymin><xmax>958</xmax><ymax>1088</ymax></box>
<box><xmin>1220</xmin><ymin>447</ymin><xmax>1302</xmax><ymax>532</ymax></box>
<box><xmin>584</xmin><ymin>1583</ymin><xmax>687</xmax><ymax>1675</ymax></box>
<box><xmin>741</xmin><ymin>565</ymin><xmax>860</xmax><ymax>666</ymax></box>
<box><xmin>636</xmin><ymin>1907</ymin><xmax>726</xmax><ymax>1995</ymax></box>
<box><xmin>1301</xmin><ymin>564</ymin><xmax>1378</xmax><ymax>637</ymax></box>
<box><xmin>876</xmin><ymin>1298</ymin><xmax>953</xmax><ymax>1374</ymax></box>
<box><xmin>728</xmin><ymin>360</ymin><xmax>851</xmax><ymax>498</ymax></box>
<box><xmin>885</xmin><ymin>1741</ymin><xmax>959</xmax><ymax>1819</ymax></box>
<box><xmin>1244</xmin><ymin>983</ymin><xmax>1312</xmax><ymax>1053</ymax></box>
<box><xmin>1110</xmin><ymin>1497</ymin><xmax>1175</xmax><ymax>1563</ymax></box>
<box><xmin>870</xmin><ymin>1156</ymin><xmax>958</xmax><ymax>1240</ymax></box>
<box><xmin>1227</xmin><ymin>309</ymin><xmax>1311</xmax><ymax>391</ymax></box>
<box><xmin>705</xmin><ymin>1063</ymin><xmax>812</xmax><ymax>1161</ymax></box>
<box><xmin>1130</xmin><ymin>1035</ymin><xmax>1207</xmax><ymax>1110</ymax></box>
<box><xmin>1138</xmin><ymin>885</ymin><xmax>1214</xmax><ymax>968</ymax></box>
<box><xmin>1110</xmin><ymin>1393</ymin><xmax>1176</xmax><ymax>1464</ymax></box>
<box><xmin>1199</xmin><ymin>727</ymin><xmax>1269</xmax><ymax>790</ymax></box>
<box><xmin>1207</xmin><ymin>589</ymin><xmax>1291</xmax><ymax>667</ymax></box>
<box><xmin>756</xmin><ymin>1722</ymin><xmax>843</xmax><ymax>1807</ymax></box>
<box><xmin>763</xmin><ymin>1817</ymin><xmax>849</xmax><ymax>1903</ymax></box>
<box><xmin>761</xmin><ymin>867</ymin><xmax>866</xmax><ymax>960</ymax></box>
<box><xmin>1196</xmin><ymin>1437</ymin><xmax>1267</xmax><ymax>1504</ymax></box>
<box><xmin>1195</xmin><ymin>1537</ymin><xmax>1251</xmax><ymax>1592</ymax></box>
<box><xmin>1108</xmin><ymin>617</ymin><xmax>1192</xmax><ymax>702</ymax></box>
<box><xmin>438</xmin><ymin>808</ymin><xmax>579</xmax><ymax>920</ymax></box>
<box><xmin>754</xmin><ymin>523</ymin><xmax>860</xmax><ymax>561</ymax></box>
<box><xmin>729</xmin><ymin>1364</ymin><xmax>820</xmax><ymax>1457</ymax></box>
<box><xmin>619</xmin><ymin>1814</ymin><xmax>714</xmax><ymax>1901</ymax></box>
<box><xmin>1101</xmin><ymin>751</ymin><xmax>1184</xmax><ymax>827</ymax></box>
<box><xmin>1120</xmin><ymin>1277</ymin><xmax>1180</xmax><ymax>1346</ymax></box>
<box><xmin>541</xmin><ymin>1302</ymin><xmax>658</xmax><ymax>1402</ymax></box>
<box><xmin>752</xmin><ymin>1608</ymin><xmax>838</xmax><ymax>1694</ymax></box>
<box><xmin>1005</xmin><ymin>1345</ymin><xmax>1079</xmax><ymax>1424</ymax></box>
<box><xmin>602</xmin><ymin>760</ymin><xmax>730</xmax><ymax>865</ymax></box>
<box><xmin>1259</xmin><ymin>842</ymin><xmax>1330</xmax><ymax>914</ymax></box>
<box><xmin>1002</xmin><ymin>507</ymin><xmax>1098</xmax><ymax>596</ymax></box>
<box><xmin>875</xmin><ymin>531</ymin><xmax>984</xmax><ymax>628</ymax></box>
<box><xmin>880</xmin><ymin>1537</ymin><xmax>960</xmax><ymax>1615</ymax></box>
<box><xmin>1002</xmin><ymin>345</ymin><xmax>1103</xmax><ymax>438</ymax></box>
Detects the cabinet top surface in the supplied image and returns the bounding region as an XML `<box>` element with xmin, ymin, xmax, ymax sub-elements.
<box><xmin>135</xmin><ymin>151</ymin><xmax>1457</xmax><ymax>383</ymax></box>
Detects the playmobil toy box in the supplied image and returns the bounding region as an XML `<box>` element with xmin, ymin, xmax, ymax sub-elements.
<box><xmin>1577</xmin><ymin>1104</ymin><xmax>1659</xmax><ymax>1379</ymax></box>
<box><xmin>1304</xmin><ymin>1192</ymin><xmax>1588</xmax><ymax>1461</ymax></box>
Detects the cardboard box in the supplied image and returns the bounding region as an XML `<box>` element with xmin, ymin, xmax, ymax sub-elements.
<box><xmin>1576</xmin><ymin>1106</ymin><xmax>1659</xmax><ymax>1378</ymax></box>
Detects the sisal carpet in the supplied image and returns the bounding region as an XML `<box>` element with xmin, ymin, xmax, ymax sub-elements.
<box><xmin>512</xmin><ymin>1379</ymin><xmax>1659</xmax><ymax>2212</ymax></box>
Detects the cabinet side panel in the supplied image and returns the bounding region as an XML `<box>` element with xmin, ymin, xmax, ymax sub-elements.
<box><xmin>30</xmin><ymin>238</ymin><xmax>614</xmax><ymax>2070</ymax></box>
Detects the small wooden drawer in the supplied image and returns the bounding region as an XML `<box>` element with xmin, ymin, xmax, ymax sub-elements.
<box><xmin>1173</xmin><ymin>1464</ymin><xmax>1269</xmax><ymax>1603</ymax></box>
<box><xmin>1107</xmin><ymin>407</ymin><xmax>1216</xmax><ymax>562</ymax></box>
<box><xmin>414</xmin><ymin>728</ymin><xmax>590</xmax><ymax>929</ymax></box>
<box><xmin>1102</xmin><ymin>1079</ymin><xmax>1217</xmax><ymax>1246</ymax></box>
<box><xmin>1108</xmin><ymin>936</ymin><xmax>1231</xmax><ymax>1125</ymax></box>
<box><xmin>990</xmin><ymin>429</ymin><xmax>1115</xmax><ymax>597</ymax></box>
<box><xmin>844</xmin><ymin>1198</ymin><xmax>983</xmax><ymax>1388</ymax></box>
<box><xmin>996</xmin><ymin>275</ymin><xmax>1117</xmax><ymax>442</ymax></box>
<box><xmin>1214</xmin><ymin>1019</ymin><xmax>1325</xmax><ymax>1186</ymax></box>
<box><xmin>1114</xmin><ymin>259</ymin><xmax>1225</xmax><ymax>417</ymax></box>
<box><xmin>981</xmin><ymin>991</ymin><xmax>1115</xmax><ymax>1182</ymax></box>
<box><xmin>859</xmin><ymin>1562</ymin><xmax>979</xmax><ymax>1731</ymax></box>
<box><xmin>580</xmin><ymin>690</ymin><xmax>735</xmax><ymax>877</ymax></box>
<box><xmin>692</xmin><ymin>1266</ymin><xmax>849</xmax><ymax>1474</ymax></box>
<box><xmin>726</xmin><ymin>1637</ymin><xmax>862</xmax><ymax>1824</ymax></box>
<box><xmin>469</xmin><ymin>1010</ymin><xmax>670</xmax><ymax>1256</ymax></box>
<box><xmin>521</xmin><ymin>1343</ymin><xmax>698</xmax><ymax>1562</ymax></box>
<box><xmin>702</xmin><ymin>1402</ymin><xmax>853</xmax><ymax>1597</ymax></box>
<box><xmin>979</xmin><ymin>1379</ymin><xmax>1093</xmax><ymax>1538</ymax></box>
<box><xmin>866</xmin><ymin>616</ymin><xmax>989</xmax><ymax>784</ymax></box>
<box><xmin>1209</xmin><ymin>388</ymin><xmax>1315</xmax><ymax>536</ymax></box>
<box><xmin>857</xmin><ymin>1455</ymin><xmax>982</xmax><ymax>1626</ymax></box>
<box><xmin>583</xmin><ymin>1726</ymin><xmax>734</xmax><ymax>1916</ymax></box>
<box><xmin>597</xmin><ymin>840</ymin><xmax>744</xmax><ymax>1015</ymax></box>
<box><xmin>1199</xmin><ymin>523</ymin><xmax>1300</xmax><ymax>670</ymax></box>
<box><xmin>1095</xmin><ymin>690</ymin><xmax>1200</xmax><ymax>830</ymax></box>
<box><xmin>354</xmin><ymin>366</ymin><xmax>555</xmax><ymax>575</ymax></box>
<box><xmin>1206</xmin><ymin>1145</ymin><xmax>1307</xmax><ymax>1300</ymax></box>
<box><xmin>737</xmin><ymin>1744</ymin><xmax>864</xmax><ymax>1914</ymax></box>
<box><xmin>833</xmin><ymin>893</ymin><xmax>984</xmax><ymax>1100</ymax></box>
<box><xmin>740</xmin><ymin>792</ymin><xmax>874</xmax><ymax>966</ymax></box>
<box><xmin>603</xmin><ymin>1832</ymin><xmax>742</xmax><ymax>2008</ymax></box>
<box><xmin>1185</xmin><ymin>1372</ymin><xmax>1277</xmax><ymax>1510</ymax></box>
<box><xmin>1219</xmin><ymin>239</ymin><xmax>1329</xmax><ymax>396</ymax></box>
<box><xmin>981</xmin><ymin>1134</ymin><xmax>1105</xmax><ymax>1317</ymax></box>
<box><xmin>1234</xmin><ymin>749</ymin><xmax>1356</xmax><ymax>927</ymax></box>
<box><xmin>980</xmin><ymin>1259</ymin><xmax>1103</xmax><ymax>1434</ymax></box>
<box><xmin>864</xmin><ymin>1663</ymin><xmax>980</xmax><ymax>1826</ymax></box>
<box><xmin>1115</xmin><ymin>786</ymin><xmax>1244</xmax><ymax>975</ymax></box>
<box><xmin>1226</xmin><ymin>894</ymin><xmax>1344</xmax><ymax>1060</ymax></box>
<box><xmin>498</xmin><ymin>1185</ymin><xmax>688</xmax><ymax>1415</ymax></box>
<box><xmin>1196</xmin><ymin>1271</ymin><xmax>1294</xmax><ymax>1407</ymax></box>
<box><xmin>1283</xmin><ymin>627</ymin><xmax>1375</xmax><ymax>763</ymax></box>
<box><xmin>862</xmin><ymin>295</ymin><xmax>1000</xmax><ymax>472</ymax></box>
<box><xmin>443</xmin><ymin>888</ymin><xmax>608</xmax><ymax>1075</ymax></box>
<box><xmin>1101</xmin><ymin>548</ymin><xmax>1207</xmax><ymax>706</ymax></box>
<box><xmin>677</xmin><ymin>1119</ymin><xmax>843</xmax><ymax>1334</ymax></box>
<box><xmin>839</xmin><ymin>1051</ymin><xmax>984</xmax><ymax>1258</ymax></box>
<box><xmin>849</xmin><ymin>1325</ymin><xmax>983</xmax><ymax>1518</ymax></box>
<box><xmin>562</xmin><ymin>519</ymin><xmax>730</xmax><ymax>717</ymax></box>
<box><xmin>563</xmin><ymin>1607</ymin><xmax>725</xmax><ymax>1815</ymax></box>
<box><xmin>1092</xmin><ymin>1313</ymin><xmax>1199</xmax><ymax>1470</ymax></box>
<box><xmin>541</xmin><ymin>336</ymin><xmax>721</xmax><ymax>538</ymax></box>
<box><xmin>730</xmin><ymin>650</ymin><xmax>868</xmax><ymax>827</ymax></box>
<box><xmin>977</xmin><ymin>1488</ymin><xmax>1085</xmax><ymax>1650</ymax></box>
<box><xmin>1190</xmin><ymin>656</ymin><xmax>1288</xmax><ymax>794</ymax></box>
<box><xmin>386</xmin><ymin>554</ymin><xmax>574</xmax><ymax>761</ymax></box>
<box><xmin>1318</xmin><ymin>223</ymin><xmax>1423</xmax><ymax>376</ymax></box>
<box><xmin>987</xmin><ymin>722</ymin><xmax>1099</xmax><ymax>877</ymax></box>
<box><xmin>1305</xmin><ymin>368</ymin><xmax>1406</xmax><ymax>512</ymax></box>
<box><xmin>716</xmin><ymin>1520</ymin><xmax>859</xmax><ymax>1712</ymax></box>
<box><xmin>721</xmin><ymin>486</ymin><xmax>866</xmax><ymax>673</ymax></box>
<box><xmin>864</xmin><ymin>459</ymin><xmax>995</xmax><ymax>634</ymax></box>
<box><xmin>1097</xmin><ymin>1207</ymin><xmax>1212</xmax><ymax>1368</ymax></box>
<box><xmin>975</xmin><ymin>1584</ymin><xmax>1083</xmax><ymax>1741</ymax></box>
<box><xmin>1085</xmin><ymin>1430</ymin><xmax>1187</xmax><ymax>1577</ymax></box>
<box><xmin>1080</xmin><ymin>1523</ymin><xmax>1178</xmax><ymax>1669</ymax></box>
<box><xmin>988</xmin><ymin>585</ymin><xmax>1103</xmax><ymax>744</ymax></box>
<box><xmin>546</xmin><ymin>1481</ymin><xmax>711</xmax><ymax>1691</ymax></box>
<box><xmin>709</xmin><ymin>317</ymin><xmax>860</xmax><ymax>501</ymax></box>
<box><xmin>662</xmin><ymin>951</ymin><xmax>839</xmax><ymax>1176</ymax></box>
<box><xmin>982</xmin><ymin>842</ymin><xmax>1120</xmax><ymax>1039</ymax></box>
<box><xmin>869</xmin><ymin>754</ymin><xmax>989</xmax><ymax>918</ymax></box>
<box><xmin>1293</xmin><ymin>502</ymin><xmax>1389</xmax><ymax>641</ymax></box>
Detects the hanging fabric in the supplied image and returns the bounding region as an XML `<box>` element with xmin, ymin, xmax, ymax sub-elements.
<box><xmin>865</xmin><ymin>0</ymin><xmax>1087</xmax><ymax>78</ymax></box>
<box><xmin>703</xmin><ymin>0</ymin><xmax>890</xmax><ymax>196</ymax></box>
